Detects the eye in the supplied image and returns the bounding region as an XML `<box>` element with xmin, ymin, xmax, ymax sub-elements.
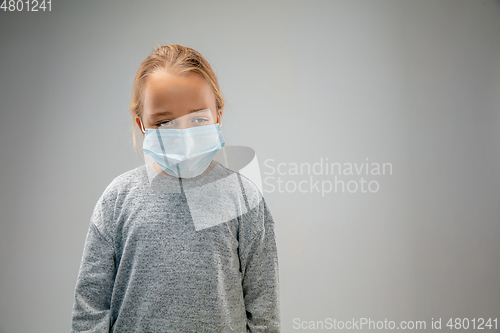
<box><xmin>157</xmin><ymin>120</ymin><xmax>173</xmax><ymax>128</ymax></box>
<box><xmin>192</xmin><ymin>117</ymin><xmax>209</xmax><ymax>125</ymax></box>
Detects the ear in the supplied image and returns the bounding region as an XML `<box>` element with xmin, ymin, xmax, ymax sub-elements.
<box><xmin>217</xmin><ymin>108</ymin><xmax>223</xmax><ymax>127</ymax></box>
<box><xmin>136</xmin><ymin>117</ymin><xmax>145</xmax><ymax>135</ymax></box>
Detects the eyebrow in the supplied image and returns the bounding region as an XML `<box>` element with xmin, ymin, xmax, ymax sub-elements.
<box><xmin>151</xmin><ymin>108</ymin><xmax>210</xmax><ymax>118</ymax></box>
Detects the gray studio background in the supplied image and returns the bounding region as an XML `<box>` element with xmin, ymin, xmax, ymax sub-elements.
<box><xmin>1</xmin><ymin>0</ymin><xmax>499</xmax><ymax>332</ymax></box>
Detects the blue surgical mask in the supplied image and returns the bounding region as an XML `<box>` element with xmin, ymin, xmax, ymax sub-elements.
<box><xmin>142</xmin><ymin>123</ymin><xmax>225</xmax><ymax>179</ymax></box>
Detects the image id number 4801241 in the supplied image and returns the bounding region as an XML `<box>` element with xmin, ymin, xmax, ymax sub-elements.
<box><xmin>1</xmin><ymin>0</ymin><xmax>51</xmax><ymax>11</ymax></box>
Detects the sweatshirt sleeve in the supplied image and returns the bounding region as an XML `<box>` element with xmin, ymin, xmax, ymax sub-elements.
<box><xmin>71</xmin><ymin>190</ymin><xmax>117</xmax><ymax>332</ymax></box>
<box><xmin>239</xmin><ymin>195</ymin><xmax>281</xmax><ymax>332</ymax></box>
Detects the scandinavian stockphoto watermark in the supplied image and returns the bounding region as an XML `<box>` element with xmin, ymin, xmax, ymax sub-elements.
<box><xmin>263</xmin><ymin>157</ymin><xmax>393</xmax><ymax>196</ymax></box>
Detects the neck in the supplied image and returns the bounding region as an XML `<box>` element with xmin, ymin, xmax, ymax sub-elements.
<box><xmin>153</xmin><ymin>162</ymin><xmax>176</xmax><ymax>178</ymax></box>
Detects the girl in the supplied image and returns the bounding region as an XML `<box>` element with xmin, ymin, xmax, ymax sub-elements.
<box><xmin>71</xmin><ymin>44</ymin><xmax>280</xmax><ymax>332</ymax></box>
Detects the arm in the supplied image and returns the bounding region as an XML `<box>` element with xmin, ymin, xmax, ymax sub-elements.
<box><xmin>239</xmin><ymin>197</ymin><xmax>281</xmax><ymax>332</ymax></box>
<box><xmin>71</xmin><ymin>201</ymin><xmax>116</xmax><ymax>332</ymax></box>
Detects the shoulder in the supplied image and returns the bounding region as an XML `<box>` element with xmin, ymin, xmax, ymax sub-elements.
<box><xmin>101</xmin><ymin>165</ymin><xmax>147</xmax><ymax>198</ymax></box>
<box><xmin>90</xmin><ymin>165</ymin><xmax>147</xmax><ymax>237</ymax></box>
<box><xmin>212</xmin><ymin>162</ymin><xmax>274</xmax><ymax>232</ymax></box>
<box><xmin>93</xmin><ymin>165</ymin><xmax>147</xmax><ymax>217</ymax></box>
<box><xmin>214</xmin><ymin>162</ymin><xmax>264</xmax><ymax>210</ymax></box>
<box><xmin>213</xmin><ymin>163</ymin><xmax>275</xmax><ymax>243</ymax></box>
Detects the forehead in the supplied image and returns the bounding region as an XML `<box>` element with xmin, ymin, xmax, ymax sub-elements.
<box><xmin>143</xmin><ymin>70</ymin><xmax>214</xmax><ymax>112</ymax></box>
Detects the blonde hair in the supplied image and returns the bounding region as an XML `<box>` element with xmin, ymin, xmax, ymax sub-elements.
<box><xmin>129</xmin><ymin>44</ymin><xmax>225</xmax><ymax>157</ymax></box>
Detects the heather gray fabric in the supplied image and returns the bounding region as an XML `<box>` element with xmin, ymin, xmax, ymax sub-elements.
<box><xmin>71</xmin><ymin>160</ymin><xmax>280</xmax><ymax>332</ymax></box>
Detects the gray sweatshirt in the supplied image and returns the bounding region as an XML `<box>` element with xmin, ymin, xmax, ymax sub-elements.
<box><xmin>71</xmin><ymin>160</ymin><xmax>280</xmax><ymax>332</ymax></box>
